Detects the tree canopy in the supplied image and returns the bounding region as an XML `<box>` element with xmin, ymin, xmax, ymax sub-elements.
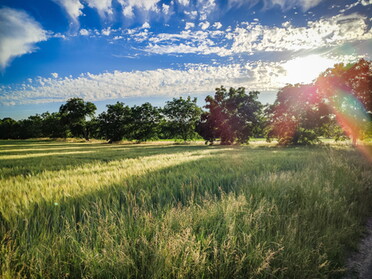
<box><xmin>198</xmin><ymin>86</ymin><xmax>262</xmax><ymax>144</ymax></box>
<box><xmin>1</xmin><ymin>59</ymin><xmax>371</xmax><ymax>146</ymax></box>
<box><xmin>59</xmin><ymin>98</ymin><xmax>97</xmax><ymax>140</ymax></box>
<box><xmin>163</xmin><ymin>96</ymin><xmax>202</xmax><ymax>142</ymax></box>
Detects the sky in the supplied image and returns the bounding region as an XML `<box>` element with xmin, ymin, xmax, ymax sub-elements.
<box><xmin>0</xmin><ymin>0</ymin><xmax>371</xmax><ymax>120</ymax></box>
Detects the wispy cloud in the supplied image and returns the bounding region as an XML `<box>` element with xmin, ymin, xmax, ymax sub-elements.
<box><xmin>118</xmin><ymin>0</ymin><xmax>161</xmax><ymax>19</ymax></box>
<box><xmin>84</xmin><ymin>0</ymin><xmax>113</xmax><ymax>19</ymax></box>
<box><xmin>53</xmin><ymin>0</ymin><xmax>83</xmax><ymax>26</ymax></box>
<box><xmin>226</xmin><ymin>0</ymin><xmax>324</xmax><ymax>11</ymax></box>
<box><xmin>0</xmin><ymin>8</ymin><xmax>47</xmax><ymax>70</ymax></box>
<box><xmin>137</xmin><ymin>13</ymin><xmax>372</xmax><ymax>56</ymax></box>
<box><xmin>0</xmin><ymin>62</ymin><xmax>289</xmax><ymax>105</ymax></box>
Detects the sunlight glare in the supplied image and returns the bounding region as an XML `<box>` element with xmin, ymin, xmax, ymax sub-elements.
<box><xmin>281</xmin><ymin>55</ymin><xmax>337</xmax><ymax>84</ymax></box>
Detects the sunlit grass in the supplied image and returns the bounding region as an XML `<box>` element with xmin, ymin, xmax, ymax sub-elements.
<box><xmin>0</xmin><ymin>140</ymin><xmax>371</xmax><ymax>278</ymax></box>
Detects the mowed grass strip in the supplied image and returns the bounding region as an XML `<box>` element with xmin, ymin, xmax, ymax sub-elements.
<box><xmin>0</xmin><ymin>140</ymin><xmax>372</xmax><ymax>279</ymax></box>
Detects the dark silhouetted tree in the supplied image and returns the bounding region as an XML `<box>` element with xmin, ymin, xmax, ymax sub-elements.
<box><xmin>59</xmin><ymin>98</ymin><xmax>97</xmax><ymax>140</ymax></box>
<box><xmin>41</xmin><ymin>112</ymin><xmax>69</xmax><ymax>138</ymax></box>
<box><xmin>197</xmin><ymin>86</ymin><xmax>262</xmax><ymax>145</ymax></box>
<box><xmin>0</xmin><ymin>118</ymin><xmax>19</xmax><ymax>139</ymax></box>
<box><xmin>18</xmin><ymin>115</ymin><xmax>43</xmax><ymax>139</ymax></box>
<box><xmin>267</xmin><ymin>84</ymin><xmax>331</xmax><ymax>145</ymax></box>
<box><xmin>98</xmin><ymin>102</ymin><xmax>132</xmax><ymax>143</ymax></box>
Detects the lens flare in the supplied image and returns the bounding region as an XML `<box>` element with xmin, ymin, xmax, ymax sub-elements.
<box><xmin>329</xmin><ymin>88</ymin><xmax>372</xmax><ymax>161</ymax></box>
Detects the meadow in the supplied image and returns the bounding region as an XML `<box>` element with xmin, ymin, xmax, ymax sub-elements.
<box><xmin>0</xmin><ymin>139</ymin><xmax>371</xmax><ymax>278</ymax></box>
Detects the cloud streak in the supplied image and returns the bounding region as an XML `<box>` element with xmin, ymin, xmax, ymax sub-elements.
<box><xmin>0</xmin><ymin>62</ymin><xmax>288</xmax><ymax>106</ymax></box>
<box><xmin>139</xmin><ymin>13</ymin><xmax>372</xmax><ymax>56</ymax></box>
<box><xmin>0</xmin><ymin>8</ymin><xmax>47</xmax><ymax>70</ymax></box>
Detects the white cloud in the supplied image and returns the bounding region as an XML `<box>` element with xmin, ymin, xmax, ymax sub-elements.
<box><xmin>265</xmin><ymin>0</ymin><xmax>324</xmax><ymax>11</ymax></box>
<box><xmin>79</xmin><ymin>28</ymin><xmax>89</xmax><ymax>35</ymax></box>
<box><xmin>0</xmin><ymin>8</ymin><xmax>47</xmax><ymax>69</ymax></box>
<box><xmin>0</xmin><ymin>62</ymin><xmax>290</xmax><ymax>105</ymax></box>
<box><xmin>119</xmin><ymin>0</ymin><xmax>160</xmax><ymax>19</ymax></box>
<box><xmin>84</xmin><ymin>0</ymin><xmax>113</xmax><ymax>18</ymax></box>
<box><xmin>226</xmin><ymin>0</ymin><xmax>323</xmax><ymax>11</ymax></box>
<box><xmin>199</xmin><ymin>21</ymin><xmax>210</xmax><ymax>30</ymax></box>
<box><xmin>177</xmin><ymin>0</ymin><xmax>190</xmax><ymax>6</ymax></box>
<box><xmin>101</xmin><ymin>27</ymin><xmax>111</xmax><ymax>36</ymax></box>
<box><xmin>229</xmin><ymin>13</ymin><xmax>372</xmax><ymax>54</ymax></box>
<box><xmin>142</xmin><ymin>22</ymin><xmax>151</xmax><ymax>29</ymax></box>
<box><xmin>162</xmin><ymin>4</ymin><xmax>170</xmax><ymax>14</ymax></box>
<box><xmin>185</xmin><ymin>22</ymin><xmax>195</xmax><ymax>30</ymax></box>
<box><xmin>213</xmin><ymin>22</ymin><xmax>222</xmax><ymax>29</ymax></box>
<box><xmin>53</xmin><ymin>0</ymin><xmax>83</xmax><ymax>24</ymax></box>
<box><xmin>131</xmin><ymin>13</ymin><xmax>371</xmax><ymax>57</ymax></box>
<box><xmin>0</xmin><ymin>52</ymin><xmax>364</xmax><ymax>106</ymax></box>
<box><xmin>340</xmin><ymin>0</ymin><xmax>372</xmax><ymax>13</ymax></box>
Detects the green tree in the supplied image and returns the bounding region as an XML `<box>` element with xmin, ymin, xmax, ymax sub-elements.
<box><xmin>163</xmin><ymin>96</ymin><xmax>202</xmax><ymax>142</ymax></box>
<box><xmin>98</xmin><ymin>102</ymin><xmax>132</xmax><ymax>143</ymax></box>
<box><xmin>130</xmin><ymin>103</ymin><xmax>163</xmax><ymax>142</ymax></box>
<box><xmin>18</xmin><ymin>115</ymin><xmax>43</xmax><ymax>139</ymax></box>
<box><xmin>267</xmin><ymin>84</ymin><xmax>330</xmax><ymax>145</ymax></box>
<box><xmin>197</xmin><ymin>86</ymin><xmax>262</xmax><ymax>145</ymax></box>
<box><xmin>0</xmin><ymin>118</ymin><xmax>19</xmax><ymax>139</ymax></box>
<box><xmin>316</xmin><ymin>59</ymin><xmax>372</xmax><ymax>145</ymax></box>
<box><xmin>59</xmin><ymin>98</ymin><xmax>97</xmax><ymax>140</ymax></box>
<box><xmin>41</xmin><ymin>112</ymin><xmax>69</xmax><ymax>138</ymax></box>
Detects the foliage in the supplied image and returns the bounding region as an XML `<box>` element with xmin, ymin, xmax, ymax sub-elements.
<box><xmin>1</xmin><ymin>140</ymin><xmax>371</xmax><ymax>278</ymax></box>
<box><xmin>316</xmin><ymin>59</ymin><xmax>372</xmax><ymax>145</ymax></box>
<box><xmin>130</xmin><ymin>103</ymin><xmax>163</xmax><ymax>142</ymax></box>
<box><xmin>0</xmin><ymin>118</ymin><xmax>19</xmax><ymax>139</ymax></box>
<box><xmin>59</xmin><ymin>97</ymin><xmax>97</xmax><ymax>140</ymax></box>
<box><xmin>41</xmin><ymin>112</ymin><xmax>69</xmax><ymax>138</ymax></box>
<box><xmin>267</xmin><ymin>84</ymin><xmax>331</xmax><ymax>145</ymax></box>
<box><xmin>197</xmin><ymin>86</ymin><xmax>262</xmax><ymax>145</ymax></box>
<box><xmin>163</xmin><ymin>96</ymin><xmax>202</xmax><ymax>141</ymax></box>
<box><xmin>98</xmin><ymin>102</ymin><xmax>132</xmax><ymax>143</ymax></box>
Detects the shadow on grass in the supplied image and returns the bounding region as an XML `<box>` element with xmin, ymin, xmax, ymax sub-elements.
<box><xmin>2</xmin><ymin>145</ymin><xmax>372</xmax><ymax>278</ymax></box>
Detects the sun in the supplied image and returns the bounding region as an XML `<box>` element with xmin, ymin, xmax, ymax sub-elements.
<box><xmin>281</xmin><ymin>55</ymin><xmax>337</xmax><ymax>85</ymax></box>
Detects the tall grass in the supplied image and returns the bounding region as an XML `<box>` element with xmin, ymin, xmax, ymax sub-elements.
<box><xmin>1</xmin><ymin>140</ymin><xmax>371</xmax><ymax>278</ymax></box>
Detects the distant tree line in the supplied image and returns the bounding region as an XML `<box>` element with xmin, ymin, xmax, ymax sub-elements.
<box><xmin>1</xmin><ymin>59</ymin><xmax>371</xmax><ymax>145</ymax></box>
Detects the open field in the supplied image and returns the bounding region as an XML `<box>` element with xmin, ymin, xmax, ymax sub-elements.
<box><xmin>1</xmin><ymin>140</ymin><xmax>372</xmax><ymax>278</ymax></box>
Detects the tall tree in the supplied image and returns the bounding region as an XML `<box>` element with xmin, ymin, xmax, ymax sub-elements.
<box><xmin>163</xmin><ymin>96</ymin><xmax>202</xmax><ymax>142</ymax></box>
<box><xmin>267</xmin><ymin>84</ymin><xmax>330</xmax><ymax>145</ymax></box>
<box><xmin>98</xmin><ymin>102</ymin><xmax>132</xmax><ymax>143</ymax></box>
<box><xmin>41</xmin><ymin>112</ymin><xmax>69</xmax><ymax>138</ymax></box>
<box><xmin>316</xmin><ymin>59</ymin><xmax>372</xmax><ymax>145</ymax></box>
<box><xmin>59</xmin><ymin>98</ymin><xmax>97</xmax><ymax>140</ymax></box>
<box><xmin>0</xmin><ymin>118</ymin><xmax>19</xmax><ymax>139</ymax></box>
<box><xmin>130</xmin><ymin>103</ymin><xmax>163</xmax><ymax>142</ymax></box>
<box><xmin>197</xmin><ymin>86</ymin><xmax>262</xmax><ymax>145</ymax></box>
<box><xmin>18</xmin><ymin>115</ymin><xmax>43</xmax><ymax>139</ymax></box>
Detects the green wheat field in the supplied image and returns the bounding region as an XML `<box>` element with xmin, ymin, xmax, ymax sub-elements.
<box><xmin>1</xmin><ymin>140</ymin><xmax>372</xmax><ymax>278</ymax></box>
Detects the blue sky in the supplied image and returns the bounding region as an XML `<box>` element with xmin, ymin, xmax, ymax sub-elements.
<box><xmin>0</xmin><ymin>0</ymin><xmax>371</xmax><ymax>119</ymax></box>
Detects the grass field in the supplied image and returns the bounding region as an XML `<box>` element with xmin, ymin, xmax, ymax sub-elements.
<box><xmin>1</xmin><ymin>140</ymin><xmax>372</xmax><ymax>278</ymax></box>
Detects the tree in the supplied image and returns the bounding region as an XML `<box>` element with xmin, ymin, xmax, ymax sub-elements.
<box><xmin>197</xmin><ymin>86</ymin><xmax>262</xmax><ymax>145</ymax></box>
<box><xmin>130</xmin><ymin>103</ymin><xmax>163</xmax><ymax>142</ymax></box>
<box><xmin>41</xmin><ymin>112</ymin><xmax>69</xmax><ymax>138</ymax></box>
<box><xmin>59</xmin><ymin>98</ymin><xmax>97</xmax><ymax>140</ymax></box>
<box><xmin>163</xmin><ymin>96</ymin><xmax>202</xmax><ymax>142</ymax></box>
<box><xmin>98</xmin><ymin>102</ymin><xmax>132</xmax><ymax>143</ymax></box>
<box><xmin>267</xmin><ymin>84</ymin><xmax>331</xmax><ymax>145</ymax></box>
<box><xmin>18</xmin><ymin>115</ymin><xmax>43</xmax><ymax>139</ymax></box>
<box><xmin>0</xmin><ymin>118</ymin><xmax>19</xmax><ymax>139</ymax></box>
<box><xmin>316</xmin><ymin>59</ymin><xmax>372</xmax><ymax>145</ymax></box>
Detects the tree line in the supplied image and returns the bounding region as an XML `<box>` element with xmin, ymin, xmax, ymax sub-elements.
<box><xmin>1</xmin><ymin>59</ymin><xmax>371</xmax><ymax>145</ymax></box>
